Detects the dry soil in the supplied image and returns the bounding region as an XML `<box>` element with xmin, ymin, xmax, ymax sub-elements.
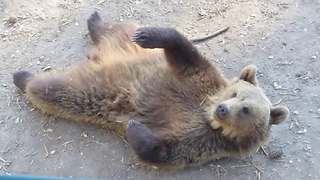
<box><xmin>0</xmin><ymin>0</ymin><xmax>320</xmax><ymax>180</ymax></box>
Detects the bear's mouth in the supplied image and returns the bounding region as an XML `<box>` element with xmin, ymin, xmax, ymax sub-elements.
<box><xmin>213</xmin><ymin>110</ymin><xmax>223</xmax><ymax>121</ymax></box>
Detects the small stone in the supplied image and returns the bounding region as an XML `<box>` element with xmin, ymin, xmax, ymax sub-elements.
<box><xmin>293</xmin><ymin>111</ymin><xmax>299</xmax><ymax>115</ymax></box>
<box><xmin>306</xmin><ymin>145</ymin><xmax>312</xmax><ymax>150</ymax></box>
<box><xmin>272</xmin><ymin>81</ymin><xmax>282</xmax><ymax>89</ymax></box>
<box><xmin>45</xmin><ymin>128</ymin><xmax>53</xmax><ymax>132</ymax></box>
<box><xmin>42</xmin><ymin>66</ymin><xmax>52</xmax><ymax>71</ymax></box>
<box><xmin>152</xmin><ymin>166</ymin><xmax>159</xmax><ymax>169</ymax></box>
<box><xmin>268</xmin><ymin>56</ymin><xmax>274</xmax><ymax>59</ymax></box>
<box><xmin>49</xmin><ymin>150</ymin><xmax>56</xmax><ymax>155</ymax></box>
<box><xmin>15</xmin><ymin>117</ymin><xmax>20</xmax><ymax>124</ymax></box>
<box><xmin>311</xmin><ymin>56</ymin><xmax>316</xmax><ymax>59</ymax></box>
<box><xmin>297</xmin><ymin>129</ymin><xmax>307</xmax><ymax>134</ymax></box>
<box><xmin>7</xmin><ymin>17</ymin><xmax>17</xmax><ymax>25</ymax></box>
<box><xmin>289</xmin><ymin>122</ymin><xmax>294</xmax><ymax>130</ymax></box>
<box><xmin>81</xmin><ymin>132</ymin><xmax>88</xmax><ymax>138</ymax></box>
<box><xmin>268</xmin><ymin>149</ymin><xmax>283</xmax><ymax>159</ymax></box>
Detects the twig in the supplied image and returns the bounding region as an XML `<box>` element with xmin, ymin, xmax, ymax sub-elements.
<box><xmin>228</xmin><ymin>164</ymin><xmax>251</xmax><ymax>168</ymax></box>
<box><xmin>273</xmin><ymin>99</ymin><xmax>282</xmax><ymax>106</ymax></box>
<box><xmin>276</xmin><ymin>171</ymin><xmax>282</xmax><ymax>179</ymax></box>
<box><xmin>286</xmin><ymin>97</ymin><xmax>301</xmax><ymax>101</ymax></box>
<box><xmin>86</xmin><ymin>140</ymin><xmax>108</xmax><ymax>148</ymax></box>
<box><xmin>257</xmin><ymin>45</ymin><xmax>266</xmax><ymax>51</ymax></box>
<box><xmin>280</xmin><ymin>93</ymin><xmax>296</xmax><ymax>96</ymax></box>
<box><xmin>59</xmin><ymin>21</ymin><xmax>72</xmax><ymax>31</ymax></box>
<box><xmin>31</xmin><ymin>119</ymin><xmax>49</xmax><ymax>137</ymax></box>
<box><xmin>268</xmin><ymin>170</ymin><xmax>280</xmax><ymax>178</ymax></box>
<box><xmin>216</xmin><ymin>167</ymin><xmax>220</xmax><ymax>178</ymax></box>
<box><xmin>0</xmin><ymin>157</ymin><xmax>7</xmax><ymax>163</ymax></box>
<box><xmin>24</xmin><ymin>148</ymin><xmax>36</xmax><ymax>157</ymax></box>
<box><xmin>1</xmin><ymin>107</ymin><xmax>6</xmax><ymax>112</ymax></box>
<box><xmin>260</xmin><ymin>146</ymin><xmax>268</xmax><ymax>156</ymax></box>
<box><xmin>190</xmin><ymin>27</ymin><xmax>230</xmax><ymax>44</ymax></box>
<box><xmin>253</xmin><ymin>164</ymin><xmax>263</xmax><ymax>172</ymax></box>
<box><xmin>200</xmin><ymin>95</ymin><xmax>208</xmax><ymax>106</ymax></box>
<box><xmin>62</xmin><ymin>141</ymin><xmax>73</xmax><ymax>146</ymax></box>
<box><xmin>114</xmin><ymin>133</ymin><xmax>130</xmax><ymax>145</ymax></box>
<box><xmin>43</xmin><ymin>144</ymin><xmax>49</xmax><ymax>157</ymax></box>
<box><xmin>97</xmin><ymin>0</ymin><xmax>106</xmax><ymax>5</ymax></box>
<box><xmin>268</xmin><ymin>171</ymin><xmax>276</xmax><ymax>178</ymax></box>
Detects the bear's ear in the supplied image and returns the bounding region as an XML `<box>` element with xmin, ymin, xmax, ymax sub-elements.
<box><xmin>270</xmin><ymin>106</ymin><xmax>289</xmax><ymax>125</ymax></box>
<box><xmin>239</xmin><ymin>65</ymin><xmax>258</xmax><ymax>86</ymax></box>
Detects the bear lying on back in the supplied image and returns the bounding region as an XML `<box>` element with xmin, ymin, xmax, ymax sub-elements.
<box><xmin>13</xmin><ymin>11</ymin><xmax>289</xmax><ymax>170</ymax></box>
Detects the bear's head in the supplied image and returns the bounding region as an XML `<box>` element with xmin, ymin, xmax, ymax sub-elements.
<box><xmin>207</xmin><ymin>65</ymin><xmax>289</xmax><ymax>142</ymax></box>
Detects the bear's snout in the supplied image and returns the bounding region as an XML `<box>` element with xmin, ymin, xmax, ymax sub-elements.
<box><xmin>215</xmin><ymin>104</ymin><xmax>228</xmax><ymax>119</ymax></box>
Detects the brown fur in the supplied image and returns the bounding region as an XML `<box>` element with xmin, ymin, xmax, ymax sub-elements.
<box><xmin>12</xmin><ymin>11</ymin><xmax>289</xmax><ymax>170</ymax></box>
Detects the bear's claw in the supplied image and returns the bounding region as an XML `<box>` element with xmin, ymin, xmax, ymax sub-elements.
<box><xmin>127</xmin><ymin>119</ymin><xmax>140</xmax><ymax>128</ymax></box>
<box><xmin>132</xmin><ymin>27</ymin><xmax>171</xmax><ymax>49</ymax></box>
<box><xmin>132</xmin><ymin>29</ymin><xmax>153</xmax><ymax>48</ymax></box>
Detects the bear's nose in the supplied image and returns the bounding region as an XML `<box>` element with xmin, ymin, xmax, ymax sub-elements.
<box><xmin>217</xmin><ymin>104</ymin><xmax>228</xmax><ymax>116</ymax></box>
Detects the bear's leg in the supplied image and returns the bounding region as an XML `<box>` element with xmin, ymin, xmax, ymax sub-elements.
<box><xmin>87</xmin><ymin>11</ymin><xmax>105</xmax><ymax>45</ymax></box>
<box><xmin>126</xmin><ymin>119</ymin><xmax>168</xmax><ymax>164</ymax></box>
<box><xmin>13</xmin><ymin>70</ymin><xmax>94</xmax><ymax>121</ymax></box>
<box><xmin>13</xmin><ymin>70</ymin><xmax>35</xmax><ymax>93</ymax></box>
<box><xmin>132</xmin><ymin>27</ymin><xmax>211</xmax><ymax>74</ymax></box>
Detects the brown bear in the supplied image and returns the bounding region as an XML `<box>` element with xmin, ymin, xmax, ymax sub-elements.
<box><xmin>12</xmin><ymin>11</ymin><xmax>289</xmax><ymax>170</ymax></box>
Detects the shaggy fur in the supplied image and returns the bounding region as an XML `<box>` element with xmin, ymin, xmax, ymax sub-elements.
<box><xmin>12</xmin><ymin>11</ymin><xmax>289</xmax><ymax>170</ymax></box>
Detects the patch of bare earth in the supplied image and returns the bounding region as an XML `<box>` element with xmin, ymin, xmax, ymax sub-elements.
<box><xmin>0</xmin><ymin>0</ymin><xmax>319</xmax><ymax>179</ymax></box>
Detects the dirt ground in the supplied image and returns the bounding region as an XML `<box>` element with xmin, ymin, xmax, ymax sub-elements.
<box><xmin>0</xmin><ymin>0</ymin><xmax>319</xmax><ymax>179</ymax></box>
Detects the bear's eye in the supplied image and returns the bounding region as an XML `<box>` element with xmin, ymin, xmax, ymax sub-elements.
<box><xmin>231</xmin><ymin>93</ymin><xmax>237</xmax><ymax>98</ymax></box>
<box><xmin>242</xmin><ymin>107</ymin><xmax>249</xmax><ymax>114</ymax></box>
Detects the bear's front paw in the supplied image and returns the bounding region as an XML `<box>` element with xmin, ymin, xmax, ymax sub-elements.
<box><xmin>127</xmin><ymin>119</ymin><xmax>141</xmax><ymax>128</ymax></box>
<box><xmin>13</xmin><ymin>70</ymin><xmax>34</xmax><ymax>93</ymax></box>
<box><xmin>132</xmin><ymin>27</ymin><xmax>173</xmax><ymax>49</ymax></box>
<box><xmin>87</xmin><ymin>11</ymin><xmax>102</xmax><ymax>26</ymax></box>
<box><xmin>127</xmin><ymin>119</ymin><xmax>153</xmax><ymax>136</ymax></box>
